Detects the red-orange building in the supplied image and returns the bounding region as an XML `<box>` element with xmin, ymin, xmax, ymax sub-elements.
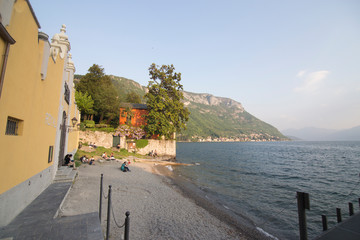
<box><xmin>119</xmin><ymin>103</ymin><xmax>148</xmax><ymax>127</ymax></box>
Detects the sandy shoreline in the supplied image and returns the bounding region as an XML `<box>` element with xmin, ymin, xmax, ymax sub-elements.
<box><xmin>60</xmin><ymin>158</ymin><xmax>270</xmax><ymax>239</ymax></box>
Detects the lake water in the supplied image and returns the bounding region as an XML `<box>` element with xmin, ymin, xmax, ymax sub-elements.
<box><xmin>175</xmin><ymin>141</ymin><xmax>360</xmax><ymax>239</ymax></box>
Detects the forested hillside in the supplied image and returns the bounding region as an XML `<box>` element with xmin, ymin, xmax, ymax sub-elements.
<box><xmin>75</xmin><ymin>73</ymin><xmax>288</xmax><ymax>141</ymax></box>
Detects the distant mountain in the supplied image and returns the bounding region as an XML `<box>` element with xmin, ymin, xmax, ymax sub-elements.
<box><xmin>181</xmin><ymin>92</ymin><xmax>287</xmax><ymax>141</ymax></box>
<box><xmin>109</xmin><ymin>75</ymin><xmax>147</xmax><ymax>102</ymax></box>
<box><xmin>108</xmin><ymin>75</ymin><xmax>288</xmax><ymax>141</ymax></box>
<box><xmin>282</xmin><ymin>126</ymin><xmax>360</xmax><ymax>141</ymax></box>
<box><xmin>328</xmin><ymin>126</ymin><xmax>360</xmax><ymax>141</ymax></box>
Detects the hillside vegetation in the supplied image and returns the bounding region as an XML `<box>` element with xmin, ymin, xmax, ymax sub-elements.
<box><xmin>76</xmin><ymin>74</ymin><xmax>288</xmax><ymax>141</ymax></box>
<box><xmin>109</xmin><ymin>75</ymin><xmax>147</xmax><ymax>102</ymax></box>
<box><xmin>183</xmin><ymin>102</ymin><xmax>285</xmax><ymax>141</ymax></box>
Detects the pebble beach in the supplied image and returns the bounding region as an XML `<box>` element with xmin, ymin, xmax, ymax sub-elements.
<box><xmin>60</xmin><ymin>158</ymin><xmax>269</xmax><ymax>240</ymax></box>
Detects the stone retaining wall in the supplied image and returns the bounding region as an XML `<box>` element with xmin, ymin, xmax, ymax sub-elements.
<box><xmin>79</xmin><ymin>131</ymin><xmax>113</xmax><ymax>148</ymax></box>
<box><xmin>135</xmin><ymin>139</ymin><xmax>176</xmax><ymax>158</ymax></box>
<box><xmin>79</xmin><ymin>131</ymin><xmax>176</xmax><ymax>158</ymax></box>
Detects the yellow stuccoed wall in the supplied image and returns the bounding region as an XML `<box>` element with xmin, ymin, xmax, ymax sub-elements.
<box><xmin>0</xmin><ymin>0</ymin><xmax>78</xmax><ymax>194</ymax></box>
<box><xmin>0</xmin><ymin>0</ymin><xmax>49</xmax><ymax>193</ymax></box>
<box><xmin>0</xmin><ymin>0</ymin><xmax>79</xmax><ymax>226</ymax></box>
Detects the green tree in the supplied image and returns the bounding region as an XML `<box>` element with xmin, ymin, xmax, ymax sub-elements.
<box><xmin>75</xmin><ymin>64</ymin><xmax>119</xmax><ymax>124</ymax></box>
<box><xmin>126</xmin><ymin>91</ymin><xmax>142</xmax><ymax>103</ymax></box>
<box><xmin>144</xmin><ymin>63</ymin><xmax>190</xmax><ymax>139</ymax></box>
<box><xmin>75</xmin><ymin>91</ymin><xmax>94</xmax><ymax>120</ymax></box>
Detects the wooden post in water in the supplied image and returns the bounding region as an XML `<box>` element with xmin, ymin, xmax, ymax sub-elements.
<box><xmin>336</xmin><ymin>208</ymin><xmax>342</xmax><ymax>223</ymax></box>
<box><xmin>297</xmin><ymin>192</ymin><xmax>310</xmax><ymax>240</ymax></box>
<box><xmin>321</xmin><ymin>215</ymin><xmax>328</xmax><ymax>231</ymax></box>
<box><xmin>349</xmin><ymin>202</ymin><xmax>354</xmax><ymax>216</ymax></box>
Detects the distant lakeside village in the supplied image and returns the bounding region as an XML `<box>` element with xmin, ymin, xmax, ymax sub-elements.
<box><xmin>185</xmin><ymin>134</ymin><xmax>283</xmax><ymax>142</ymax></box>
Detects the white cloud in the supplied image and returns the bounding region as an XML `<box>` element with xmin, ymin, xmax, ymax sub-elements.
<box><xmin>294</xmin><ymin>70</ymin><xmax>330</xmax><ymax>93</ymax></box>
<box><xmin>296</xmin><ymin>70</ymin><xmax>306</xmax><ymax>78</ymax></box>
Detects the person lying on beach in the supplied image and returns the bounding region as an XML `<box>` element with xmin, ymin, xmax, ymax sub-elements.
<box><xmin>89</xmin><ymin>142</ymin><xmax>97</xmax><ymax>148</ymax></box>
<box><xmin>120</xmin><ymin>161</ymin><xmax>130</xmax><ymax>172</ymax></box>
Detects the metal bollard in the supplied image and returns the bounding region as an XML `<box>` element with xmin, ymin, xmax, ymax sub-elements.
<box><xmin>124</xmin><ymin>211</ymin><xmax>130</xmax><ymax>240</ymax></box>
<box><xmin>336</xmin><ymin>208</ymin><xmax>342</xmax><ymax>223</ymax></box>
<box><xmin>349</xmin><ymin>202</ymin><xmax>354</xmax><ymax>216</ymax></box>
<box><xmin>321</xmin><ymin>215</ymin><xmax>328</xmax><ymax>231</ymax></box>
<box><xmin>99</xmin><ymin>174</ymin><xmax>103</xmax><ymax>221</ymax></box>
<box><xmin>106</xmin><ymin>185</ymin><xmax>112</xmax><ymax>240</ymax></box>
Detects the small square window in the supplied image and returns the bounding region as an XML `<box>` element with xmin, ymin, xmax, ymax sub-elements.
<box><xmin>5</xmin><ymin>117</ymin><xmax>21</xmax><ymax>135</ymax></box>
<box><xmin>48</xmin><ymin>146</ymin><xmax>54</xmax><ymax>163</ymax></box>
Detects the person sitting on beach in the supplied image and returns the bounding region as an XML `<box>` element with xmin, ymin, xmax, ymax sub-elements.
<box><xmin>89</xmin><ymin>156</ymin><xmax>95</xmax><ymax>165</ymax></box>
<box><xmin>80</xmin><ymin>155</ymin><xmax>89</xmax><ymax>163</ymax></box>
<box><xmin>64</xmin><ymin>154</ymin><xmax>73</xmax><ymax>167</ymax></box>
<box><xmin>120</xmin><ymin>161</ymin><xmax>130</xmax><ymax>172</ymax></box>
<box><xmin>110</xmin><ymin>153</ymin><xmax>115</xmax><ymax>160</ymax></box>
<box><xmin>102</xmin><ymin>152</ymin><xmax>109</xmax><ymax>160</ymax></box>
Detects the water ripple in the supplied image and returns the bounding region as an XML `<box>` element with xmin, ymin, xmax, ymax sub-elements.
<box><xmin>175</xmin><ymin>141</ymin><xmax>360</xmax><ymax>239</ymax></box>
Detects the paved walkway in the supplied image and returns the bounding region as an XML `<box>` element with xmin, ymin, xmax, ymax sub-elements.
<box><xmin>315</xmin><ymin>212</ymin><xmax>360</xmax><ymax>240</ymax></box>
<box><xmin>0</xmin><ymin>168</ymin><xmax>103</xmax><ymax>240</ymax></box>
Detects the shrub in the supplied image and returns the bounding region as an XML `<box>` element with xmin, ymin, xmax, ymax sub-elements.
<box><xmin>86</xmin><ymin>127</ymin><xmax>115</xmax><ymax>133</ymax></box>
<box><xmin>75</xmin><ymin>160</ymin><xmax>81</xmax><ymax>167</ymax></box>
<box><xmin>100</xmin><ymin>127</ymin><xmax>115</xmax><ymax>133</ymax></box>
<box><xmin>95</xmin><ymin>123</ymin><xmax>109</xmax><ymax>128</ymax></box>
<box><xmin>114</xmin><ymin>125</ymin><xmax>145</xmax><ymax>140</ymax></box>
<box><xmin>83</xmin><ymin>120</ymin><xmax>95</xmax><ymax>128</ymax></box>
<box><xmin>80</xmin><ymin>122</ymin><xmax>86</xmax><ymax>131</ymax></box>
<box><xmin>74</xmin><ymin>151</ymin><xmax>81</xmax><ymax>161</ymax></box>
<box><xmin>136</xmin><ymin>139</ymin><xmax>148</xmax><ymax>149</ymax></box>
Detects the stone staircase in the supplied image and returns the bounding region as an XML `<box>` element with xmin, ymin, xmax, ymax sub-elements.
<box><xmin>54</xmin><ymin>166</ymin><xmax>78</xmax><ymax>183</ymax></box>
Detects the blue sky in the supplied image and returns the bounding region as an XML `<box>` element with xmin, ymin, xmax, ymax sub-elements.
<box><xmin>31</xmin><ymin>0</ymin><xmax>360</xmax><ymax>131</ymax></box>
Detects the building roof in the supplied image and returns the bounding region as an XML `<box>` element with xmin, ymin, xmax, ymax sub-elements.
<box><xmin>119</xmin><ymin>103</ymin><xmax>148</xmax><ymax>110</ymax></box>
<box><xmin>0</xmin><ymin>23</ymin><xmax>15</xmax><ymax>44</ymax></box>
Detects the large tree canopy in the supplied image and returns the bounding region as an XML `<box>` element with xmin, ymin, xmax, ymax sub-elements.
<box><xmin>75</xmin><ymin>64</ymin><xmax>120</xmax><ymax>124</ymax></box>
<box><xmin>144</xmin><ymin>63</ymin><xmax>190</xmax><ymax>139</ymax></box>
<box><xmin>75</xmin><ymin>91</ymin><xmax>94</xmax><ymax>120</ymax></box>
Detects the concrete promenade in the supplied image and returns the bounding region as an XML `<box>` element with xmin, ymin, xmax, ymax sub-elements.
<box><xmin>0</xmin><ymin>167</ymin><xmax>103</xmax><ymax>240</ymax></box>
<box><xmin>315</xmin><ymin>211</ymin><xmax>360</xmax><ymax>240</ymax></box>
